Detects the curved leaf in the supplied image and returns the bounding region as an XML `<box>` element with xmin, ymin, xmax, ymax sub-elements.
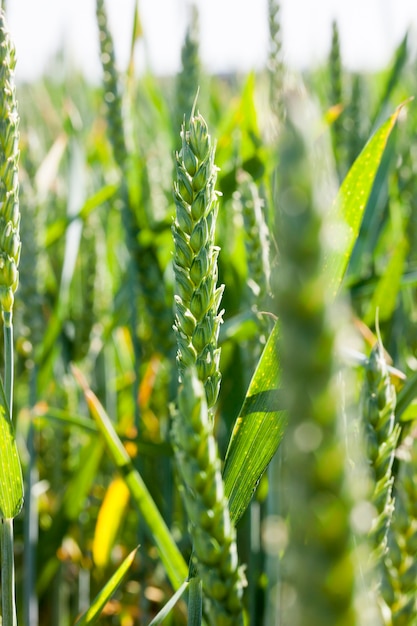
<box><xmin>322</xmin><ymin>103</ymin><xmax>405</xmax><ymax>298</ymax></box>
<box><xmin>223</xmin><ymin>322</ymin><xmax>285</xmax><ymax>525</ymax></box>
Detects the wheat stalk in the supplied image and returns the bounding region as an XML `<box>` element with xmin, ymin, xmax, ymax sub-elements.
<box><xmin>0</xmin><ymin>10</ymin><xmax>21</xmax><ymax>626</ymax></box>
<box><xmin>172</xmin><ymin>110</ymin><xmax>245</xmax><ymax>624</ymax></box>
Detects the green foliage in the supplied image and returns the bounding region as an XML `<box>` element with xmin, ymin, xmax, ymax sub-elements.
<box><xmin>0</xmin><ymin>4</ymin><xmax>416</xmax><ymax>625</ymax></box>
<box><xmin>322</xmin><ymin>105</ymin><xmax>403</xmax><ymax>298</ymax></box>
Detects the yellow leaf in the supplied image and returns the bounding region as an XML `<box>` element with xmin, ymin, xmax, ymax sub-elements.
<box><xmin>93</xmin><ymin>477</ymin><xmax>130</xmax><ymax>568</ymax></box>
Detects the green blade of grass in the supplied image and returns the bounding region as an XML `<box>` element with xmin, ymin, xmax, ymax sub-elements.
<box><xmin>345</xmin><ymin>129</ymin><xmax>394</xmax><ymax>281</ymax></box>
<box><xmin>45</xmin><ymin>183</ymin><xmax>118</xmax><ymax>247</ymax></box>
<box><xmin>148</xmin><ymin>580</ymin><xmax>189</xmax><ymax>626</ymax></box>
<box><xmin>74</xmin><ymin>547</ymin><xmax>138</xmax><ymax>626</ymax></box>
<box><xmin>223</xmin><ymin>106</ymin><xmax>403</xmax><ymax>526</ymax></box>
<box><xmin>33</xmin><ymin>404</ymin><xmax>172</xmax><ymax>457</ymax></box>
<box><xmin>322</xmin><ymin>103</ymin><xmax>405</xmax><ymax>298</ymax></box>
<box><xmin>223</xmin><ymin>322</ymin><xmax>285</xmax><ymax>525</ymax></box>
<box><xmin>72</xmin><ymin>364</ymin><xmax>188</xmax><ymax>589</ymax></box>
<box><xmin>34</xmin><ymin>405</ymin><xmax>100</xmax><ymax>433</ymax></box>
<box><xmin>63</xmin><ymin>437</ymin><xmax>105</xmax><ymax>521</ymax></box>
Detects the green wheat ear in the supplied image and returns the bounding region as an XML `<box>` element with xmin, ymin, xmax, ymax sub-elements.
<box><xmin>345</xmin><ymin>74</ymin><xmax>365</xmax><ymax>168</ymax></box>
<box><xmin>267</xmin><ymin>0</ymin><xmax>285</xmax><ymax>123</ymax></box>
<box><xmin>233</xmin><ymin>170</ymin><xmax>271</xmax><ymax>365</ymax></box>
<box><xmin>96</xmin><ymin>0</ymin><xmax>127</xmax><ymax>168</ymax></box>
<box><xmin>234</xmin><ymin>170</ymin><xmax>270</xmax><ymax>305</ymax></box>
<box><xmin>172</xmin><ymin>108</ymin><xmax>224</xmax><ymax>410</ymax></box>
<box><xmin>360</xmin><ymin>335</ymin><xmax>401</xmax><ymax>623</ymax></box>
<box><xmin>172</xmin><ymin>369</ymin><xmax>245</xmax><ymax>626</ymax></box>
<box><xmin>172</xmin><ymin>111</ymin><xmax>245</xmax><ymax>624</ymax></box>
<box><xmin>328</xmin><ymin>20</ymin><xmax>347</xmax><ymax>181</ymax></box>
<box><xmin>362</xmin><ymin>340</ymin><xmax>400</xmax><ymax>562</ymax></box>
<box><xmin>382</xmin><ymin>433</ymin><xmax>417</xmax><ymax>622</ymax></box>
<box><xmin>0</xmin><ymin>10</ymin><xmax>20</xmax><ymax>317</ymax></box>
<box><xmin>0</xmin><ymin>12</ymin><xmax>23</xmax><ymax>626</ymax></box>
<box><xmin>69</xmin><ymin>217</ymin><xmax>99</xmax><ymax>361</ymax></box>
<box><xmin>175</xmin><ymin>5</ymin><xmax>201</xmax><ymax>134</ymax></box>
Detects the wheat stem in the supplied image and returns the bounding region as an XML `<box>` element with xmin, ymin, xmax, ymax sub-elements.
<box><xmin>1</xmin><ymin>519</ymin><xmax>16</xmax><ymax>626</ymax></box>
<box><xmin>187</xmin><ymin>576</ymin><xmax>203</xmax><ymax>625</ymax></box>
<box><xmin>0</xmin><ymin>11</ymin><xmax>20</xmax><ymax>626</ymax></box>
<box><xmin>172</xmin><ymin>112</ymin><xmax>245</xmax><ymax>624</ymax></box>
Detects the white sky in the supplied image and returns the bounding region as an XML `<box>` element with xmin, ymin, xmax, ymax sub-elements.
<box><xmin>6</xmin><ymin>0</ymin><xmax>417</xmax><ymax>83</ymax></box>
